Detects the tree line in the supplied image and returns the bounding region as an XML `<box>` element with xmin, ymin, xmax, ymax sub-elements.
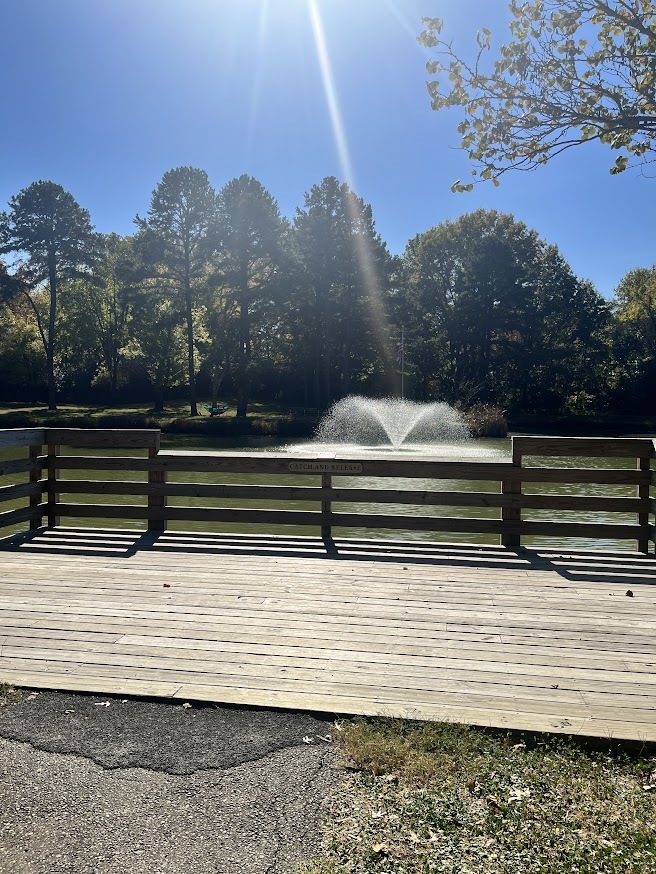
<box><xmin>0</xmin><ymin>168</ymin><xmax>654</xmax><ymax>417</ymax></box>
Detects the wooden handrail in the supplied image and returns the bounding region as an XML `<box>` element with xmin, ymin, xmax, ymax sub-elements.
<box><xmin>44</xmin><ymin>428</ymin><xmax>160</xmax><ymax>449</ymax></box>
<box><xmin>0</xmin><ymin>428</ymin><xmax>46</xmax><ymax>449</ymax></box>
<box><xmin>1</xmin><ymin>428</ymin><xmax>654</xmax><ymax>553</ymax></box>
<box><xmin>512</xmin><ymin>436</ymin><xmax>655</xmax><ymax>458</ymax></box>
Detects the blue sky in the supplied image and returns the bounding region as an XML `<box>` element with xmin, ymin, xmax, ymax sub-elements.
<box><xmin>0</xmin><ymin>0</ymin><xmax>652</xmax><ymax>298</ymax></box>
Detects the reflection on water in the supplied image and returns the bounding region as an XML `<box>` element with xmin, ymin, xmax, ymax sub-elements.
<box><xmin>289</xmin><ymin>440</ymin><xmax>506</xmax><ymax>458</ymax></box>
<box><xmin>0</xmin><ymin>436</ymin><xmax>651</xmax><ymax>552</ymax></box>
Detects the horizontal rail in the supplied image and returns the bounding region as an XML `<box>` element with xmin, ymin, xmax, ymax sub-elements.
<box><xmin>0</xmin><ymin>481</ymin><xmax>45</xmax><ymax>503</ymax></box>
<box><xmin>52</xmin><ymin>480</ymin><xmax>651</xmax><ymax>515</ymax></box>
<box><xmin>45</xmin><ymin>428</ymin><xmax>160</xmax><ymax>449</ymax></box>
<box><xmin>55</xmin><ymin>453</ymin><xmax>515</xmax><ymax>479</ymax></box>
<box><xmin>513</xmin><ymin>436</ymin><xmax>656</xmax><ymax>458</ymax></box>
<box><xmin>0</xmin><ymin>504</ymin><xmax>46</xmax><ymax>530</ymax></box>
<box><xmin>0</xmin><ymin>428</ymin><xmax>45</xmax><ymax>449</ymax></box>
<box><xmin>52</xmin><ymin>502</ymin><xmax>648</xmax><ymax>541</ymax></box>
<box><xmin>50</xmin><ymin>455</ymin><xmax>653</xmax><ymax>486</ymax></box>
<box><xmin>0</xmin><ymin>456</ymin><xmax>45</xmax><ymax>478</ymax></box>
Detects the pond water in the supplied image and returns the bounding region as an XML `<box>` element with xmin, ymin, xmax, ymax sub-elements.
<box><xmin>0</xmin><ymin>434</ymin><xmax>650</xmax><ymax>552</ymax></box>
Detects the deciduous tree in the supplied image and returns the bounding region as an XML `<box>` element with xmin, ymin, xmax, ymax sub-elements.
<box><xmin>402</xmin><ymin>209</ymin><xmax>609</xmax><ymax>412</ymax></box>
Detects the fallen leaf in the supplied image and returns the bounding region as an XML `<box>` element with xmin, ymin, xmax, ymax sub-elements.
<box><xmin>182</xmin><ymin>702</ymin><xmax>192</xmax><ymax>709</ymax></box>
<box><xmin>626</xmin><ymin>590</ymin><xmax>634</xmax><ymax>597</ymax></box>
<box><xmin>371</xmin><ymin>843</ymin><xmax>389</xmax><ymax>855</ymax></box>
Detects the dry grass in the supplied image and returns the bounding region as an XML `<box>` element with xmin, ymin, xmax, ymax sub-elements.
<box><xmin>299</xmin><ymin>719</ymin><xmax>656</xmax><ymax>873</ymax></box>
<box><xmin>459</xmin><ymin>403</ymin><xmax>508</xmax><ymax>437</ymax></box>
<box><xmin>0</xmin><ymin>684</ymin><xmax>18</xmax><ymax>704</ymax></box>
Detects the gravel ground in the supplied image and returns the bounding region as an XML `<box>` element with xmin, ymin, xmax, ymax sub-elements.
<box><xmin>0</xmin><ymin>689</ymin><xmax>340</xmax><ymax>874</ymax></box>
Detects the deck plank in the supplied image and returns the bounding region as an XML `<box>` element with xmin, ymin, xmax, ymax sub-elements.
<box><xmin>1</xmin><ymin>528</ymin><xmax>655</xmax><ymax>740</ymax></box>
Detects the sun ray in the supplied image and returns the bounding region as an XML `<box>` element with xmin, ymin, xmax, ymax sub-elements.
<box><xmin>308</xmin><ymin>0</ymin><xmax>395</xmax><ymax>391</ymax></box>
<box><xmin>245</xmin><ymin>0</ymin><xmax>271</xmax><ymax>165</ymax></box>
<box><xmin>307</xmin><ymin>0</ymin><xmax>356</xmax><ymax>187</ymax></box>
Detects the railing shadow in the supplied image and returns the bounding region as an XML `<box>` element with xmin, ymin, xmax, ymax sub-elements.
<box><xmin>4</xmin><ymin>526</ymin><xmax>655</xmax><ymax>586</ymax></box>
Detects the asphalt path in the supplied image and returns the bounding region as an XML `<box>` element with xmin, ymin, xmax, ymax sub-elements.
<box><xmin>0</xmin><ymin>688</ymin><xmax>339</xmax><ymax>873</ymax></box>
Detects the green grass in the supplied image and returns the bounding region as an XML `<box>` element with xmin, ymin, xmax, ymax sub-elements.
<box><xmin>0</xmin><ymin>400</ymin><xmax>291</xmax><ymax>421</ymax></box>
<box><xmin>299</xmin><ymin>719</ymin><xmax>656</xmax><ymax>874</ymax></box>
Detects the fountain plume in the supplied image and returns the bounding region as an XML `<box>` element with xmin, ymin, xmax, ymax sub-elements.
<box><xmin>316</xmin><ymin>396</ymin><xmax>470</xmax><ymax>449</ymax></box>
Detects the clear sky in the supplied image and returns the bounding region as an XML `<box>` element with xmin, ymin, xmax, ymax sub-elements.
<box><xmin>0</xmin><ymin>0</ymin><xmax>652</xmax><ymax>298</ymax></box>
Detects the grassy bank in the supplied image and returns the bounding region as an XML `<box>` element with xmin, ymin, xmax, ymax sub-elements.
<box><xmin>301</xmin><ymin>719</ymin><xmax>656</xmax><ymax>873</ymax></box>
<box><xmin>0</xmin><ymin>402</ymin><xmax>510</xmax><ymax>439</ymax></box>
<box><xmin>0</xmin><ymin>402</ymin><xmax>318</xmax><ymax>439</ymax></box>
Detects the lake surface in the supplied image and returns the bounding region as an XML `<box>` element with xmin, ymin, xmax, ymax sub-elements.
<box><xmin>0</xmin><ymin>435</ymin><xmax>649</xmax><ymax>551</ymax></box>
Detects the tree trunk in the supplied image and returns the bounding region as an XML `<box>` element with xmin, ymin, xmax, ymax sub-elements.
<box><xmin>109</xmin><ymin>351</ymin><xmax>119</xmax><ymax>403</ymax></box>
<box><xmin>183</xmin><ymin>242</ymin><xmax>198</xmax><ymax>417</ymax></box>
<box><xmin>185</xmin><ymin>294</ymin><xmax>198</xmax><ymax>416</ymax></box>
<box><xmin>323</xmin><ymin>298</ymin><xmax>332</xmax><ymax>408</ymax></box>
<box><xmin>236</xmin><ymin>264</ymin><xmax>250</xmax><ymax>418</ymax></box>
<box><xmin>47</xmin><ymin>254</ymin><xmax>57</xmax><ymax>411</ymax></box>
<box><xmin>153</xmin><ymin>386</ymin><xmax>165</xmax><ymax>413</ymax></box>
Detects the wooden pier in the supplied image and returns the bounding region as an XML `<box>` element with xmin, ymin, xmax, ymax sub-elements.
<box><xmin>0</xmin><ymin>428</ymin><xmax>655</xmax><ymax>740</ymax></box>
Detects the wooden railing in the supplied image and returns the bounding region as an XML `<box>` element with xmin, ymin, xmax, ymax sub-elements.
<box><xmin>0</xmin><ymin>428</ymin><xmax>654</xmax><ymax>553</ymax></box>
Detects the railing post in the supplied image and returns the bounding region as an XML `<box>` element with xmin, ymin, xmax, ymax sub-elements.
<box><xmin>501</xmin><ymin>438</ymin><xmax>522</xmax><ymax>549</ymax></box>
<box><xmin>638</xmin><ymin>453</ymin><xmax>651</xmax><ymax>555</ymax></box>
<box><xmin>321</xmin><ymin>472</ymin><xmax>332</xmax><ymax>541</ymax></box>
<box><xmin>47</xmin><ymin>442</ymin><xmax>60</xmax><ymax>529</ymax></box>
<box><xmin>147</xmin><ymin>434</ymin><xmax>166</xmax><ymax>533</ymax></box>
<box><xmin>29</xmin><ymin>443</ymin><xmax>43</xmax><ymax>530</ymax></box>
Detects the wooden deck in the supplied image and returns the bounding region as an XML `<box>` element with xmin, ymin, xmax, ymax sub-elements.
<box><xmin>1</xmin><ymin>527</ymin><xmax>655</xmax><ymax>741</ymax></box>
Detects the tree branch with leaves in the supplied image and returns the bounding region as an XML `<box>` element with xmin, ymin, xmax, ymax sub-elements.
<box><xmin>418</xmin><ymin>0</ymin><xmax>656</xmax><ymax>189</ymax></box>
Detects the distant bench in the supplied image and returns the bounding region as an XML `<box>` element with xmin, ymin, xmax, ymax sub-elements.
<box><xmin>287</xmin><ymin>407</ymin><xmax>319</xmax><ymax>418</ymax></box>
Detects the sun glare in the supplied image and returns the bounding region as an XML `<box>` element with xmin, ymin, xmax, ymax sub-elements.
<box><xmin>307</xmin><ymin>0</ymin><xmax>356</xmax><ymax>187</ymax></box>
<box><xmin>308</xmin><ymin>0</ymin><xmax>394</xmax><ymax>381</ymax></box>
<box><xmin>245</xmin><ymin>0</ymin><xmax>272</xmax><ymax>159</ymax></box>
